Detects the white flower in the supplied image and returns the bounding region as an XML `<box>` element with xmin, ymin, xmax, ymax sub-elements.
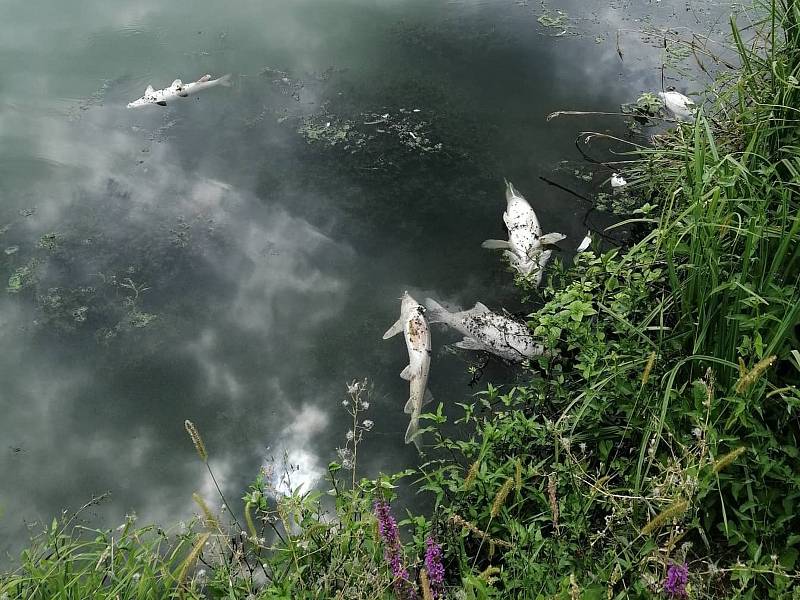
<box><xmin>346</xmin><ymin>430</ymin><xmax>355</xmax><ymax>441</ymax></box>
<box><xmin>346</xmin><ymin>380</ymin><xmax>361</xmax><ymax>395</ymax></box>
<box><xmin>132</xmin><ymin>573</ymin><xmax>141</xmax><ymax>581</ymax></box>
<box><xmin>342</xmin><ymin>399</ymin><xmax>350</xmax><ymax>407</ymax></box>
<box><xmin>692</xmin><ymin>427</ymin><xmax>703</xmax><ymax>439</ymax></box>
<box><xmin>362</xmin><ymin>419</ymin><xmax>374</xmax><ymax>431</ymax></box>
<box><xmin>360</xmin><ymin>401</ymin><xmax>370</xmax><ymax>410</ymax></box>
<box><xmin>342</xmin><ymin>458</ymin><xmax>354</xmax><ymax>470</ymax></box>
<box><xmin>579</xmin><ymin>442</ymin><xmax>587</xmax><ymax>453</ymax></box>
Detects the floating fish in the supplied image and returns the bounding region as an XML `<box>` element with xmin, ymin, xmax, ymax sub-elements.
<box><xmin>610</xmin><ymin>173</ymin><xmax>627</xmax><ymax>191</ymax></box>
<box><xmin>383</xmin><ymin>291</ymin><xmax>433</xmax><ymax>448</ymax></box>
<box><xmin>658</xmin><ymin>88</ymin><xmax>695</xmax><ymax>120</ymax></box>
<box><xmin>127</xmin><ymin>74</ymin><xmax>231</xmax><ymax>108</ymax></box>
<box><xmin>425</xmin><ymin>298</ymin><xmax>545</xmax><ymax>362</ymax></box>
<box><xmin>482</xmin><ymin>180</ymin><xmax>565</xmax><ymax>286</ymax></box>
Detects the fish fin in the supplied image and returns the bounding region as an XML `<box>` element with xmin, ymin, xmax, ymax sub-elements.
<box><xmin>404</xmin><ymin>417</ymin><xmax>421</xmax><ymax>446</ymax></box>
<box><xmin>423</xmin><ymin>298</ymin><xmax>451</xmax><ymax>324</ymax></box>
<box><xmin>145</xmin><ymin>85</ymin><xmax>154</xmax><ymax>95</ymax></box>
<box><xmin>423</xmin><ymin>388</ymin><xmax>434</xmax><ymax>406</ymax></box>
<box><xmin>400</xmin><ymin>365</ymin><xmax>412</xmax><ymax>380</ymax></box>
<box><xmin>171</xmin><ymin>79</ymin><xmax>183</xmax><ymax>88</ymax></box>
<box><xmin>156</xmin><ymin>101</ymin><xmax>167</xmax><ymax>106</ymax></box>
<box><xmin>382</xmin><ymin>318</ymin><xmax>404</xmax><ymax>339</ymax></box>
<box><xmin>217</xmin><ymin>74</ymin><xmax>233</xmax><ymax>87</ymax></box>
<box><xmin>503</xmin><ymin>250</ymin><xmax>523</xmax><ymax>266</ymax></box>
<box><xmin>538</xmin><ymin>249</ymin><xmax>553</xmax><ymax>267</ymax></box>
<box><xmin>197</xmin><ymin>74</ymin><xmax>212</xmax><ymax>83</ymax></box>
<box><xmin>472</xmin><ymin>302</ymin><xmax>491</xmax><ymax>314</ymax></box>
<box><xmin>481</xmin><ymin>239</ymin><xmax>512</xmax><ymax>250</ymax></box>
<box><xmin>538</xmin><ymin>232</ymin><xmax>566</xmax><ymax>245</ymax></box>
<box><xmin>404</xmin><ymin>396</ymin><xmax>415</xmax><ymax>414</ymax></box>
<box><xmin>455</xmin><ymin>337</ymin><xmax>484</xmax><ymax>351</ymax></box>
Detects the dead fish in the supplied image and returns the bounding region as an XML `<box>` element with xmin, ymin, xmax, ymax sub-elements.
<box><xmin>383</xmin><ymin>291</ymin><xmax>433</xmax><ymax>448</ymax></box>
<box><xmin>425</xmin><ymin>298</ymin><xmax>545</xmax><ymax>362</ymax></box>
<box><xmin>482</xmin><ymin>180</ymin><xmax>565</xmax><ymax>286</ymax></box>
<box><xmin>127</xmin><ymin>74</ymin><xmax>231</xmax><ymax>108</ymax></box>
<box><xmin>658</xmin><ymin>88</ymin><xmax>696</xmax><ymax>120</ymax></box>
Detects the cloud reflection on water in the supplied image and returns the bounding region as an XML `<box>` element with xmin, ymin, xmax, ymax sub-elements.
<box><xmin>0</xmin><ymin>0</ymin><xmax>734</xmax><ymax>561</ymax></box>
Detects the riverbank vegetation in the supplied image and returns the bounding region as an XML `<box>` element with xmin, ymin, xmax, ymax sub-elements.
<box><xmin>3</xmin><ymin>0</ymin><xmax>799</xmax><ymax>598</ymax></box>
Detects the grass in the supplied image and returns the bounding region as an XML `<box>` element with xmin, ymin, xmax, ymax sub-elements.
<box><xmin>3</xmin><ymin>0</ymin><xmax>800</xmax><ymax>598</ymax></box>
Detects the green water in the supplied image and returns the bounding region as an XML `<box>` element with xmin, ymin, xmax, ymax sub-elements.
<box><xmin>0</xmin><ymin>0</ymin><xmax>728</xmax><ymax>554</ymax></box>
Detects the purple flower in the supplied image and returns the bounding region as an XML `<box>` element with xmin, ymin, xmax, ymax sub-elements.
<box><xmin>374</xmin><ymin>500</ymin><xmax>417</xmax><ymax>599</ymax></box>
<box><xmin>663</xmin><ymin>562</ymin><xmax>688</xmax><ymax>598</ymax></box>
<box><xmin>424</xmin><ymin>537</ymin><xmax>445</xmax><ymax>599</ymax></box>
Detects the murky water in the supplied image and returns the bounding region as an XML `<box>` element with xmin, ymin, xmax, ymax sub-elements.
<box><xmin>0</xmin><ymin>0</ymin><xmax>729</xmax><ymax>556</ymax></box>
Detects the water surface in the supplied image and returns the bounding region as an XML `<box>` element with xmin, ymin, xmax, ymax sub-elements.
<box><xmin>0</xmin><ymin>0</ymin><xmax>729</xmax><ymax>556</ymax></box>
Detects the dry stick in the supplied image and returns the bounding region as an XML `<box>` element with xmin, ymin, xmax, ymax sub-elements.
<box><xmin>536</xmin><ymin>176</ymin><xmax>620</xmax><ymax>245</ymax></box>
<box><xmin>547</xmin><ymin>110</ymin><xmax>630</xmax><ymax>121</ymax></box>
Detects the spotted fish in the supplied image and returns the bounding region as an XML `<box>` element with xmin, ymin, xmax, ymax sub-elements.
<box><xmin>127</xmin><ymin>74</ymin><xmax>231</xmax><ymax>108</ymax></box>
<box><xmin>425</xmin><ymin>298</ymin><xmax>545</xmax><ymax>362</ymax></box>
<box><xmin>482</xmin><ymin>180</ymin><xmax>565</xmax><ymax>286</ymax></box>
<box><xmin>383</xmin><ymin>291</ymin><xmax>433</xmax><ymax>448</ymax></box>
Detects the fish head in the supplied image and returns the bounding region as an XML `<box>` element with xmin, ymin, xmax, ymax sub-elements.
<box><xmin>400</xmin><ymin>291</ymin><xmax>419</xmax><ymax>314</ymax></box>
<box><xmin>127</xmin><ymin>96</ymin><xmax>155</xmax><ymax>108</ymax></box>
<box><xmin>505</xmin><ymin>180</ymin><xmax>522</xmax><ymax>205</ymax></box>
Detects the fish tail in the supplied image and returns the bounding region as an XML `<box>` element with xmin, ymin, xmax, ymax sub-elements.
<box><xmin>218</xmin><ymin>74</ymin><xmax>233</xmax><ymax>87</ymax></box>
<box><xmin>404</xmin><ymin>416</ymin><xmax>421</xmax><ymax>447</ymax></box>
<box><xmin>424</xmin><ymin>298</ymin><xmax>451</xmax><ymax>325</ymax></box>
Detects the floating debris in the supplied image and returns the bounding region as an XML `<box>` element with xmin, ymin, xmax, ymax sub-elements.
<box><xmin>576</xmin><ymin>232</ymin><xmax>592</xmax><ymax>253</ymax></box>
<box><xmin>37</xmin><ymin>233</ymin><xmax>59</xmax><ymax>251</ymax></box>
<box><xmin>296</xmin><ymin>110</ymin><xmax>442</xmax><ymax>157</ymax></box>
<box><xmin>7</xmin><ymin>259</ymin><xmax>39</xmax><ymax>293</ymax></box>
<box><xmin>536</xmin><ymin>4</ymin><xmax>574</xmax><ymax>36</ymax></box>
<box><xmin>4</xmin><ymin>246</ymin><xmax>18</xmax><ymax>255</ymax></box>
<box><xmin>260</xmin><ymin>67</ymin><xmax>304</xmax><ymax>101</ymax></box>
